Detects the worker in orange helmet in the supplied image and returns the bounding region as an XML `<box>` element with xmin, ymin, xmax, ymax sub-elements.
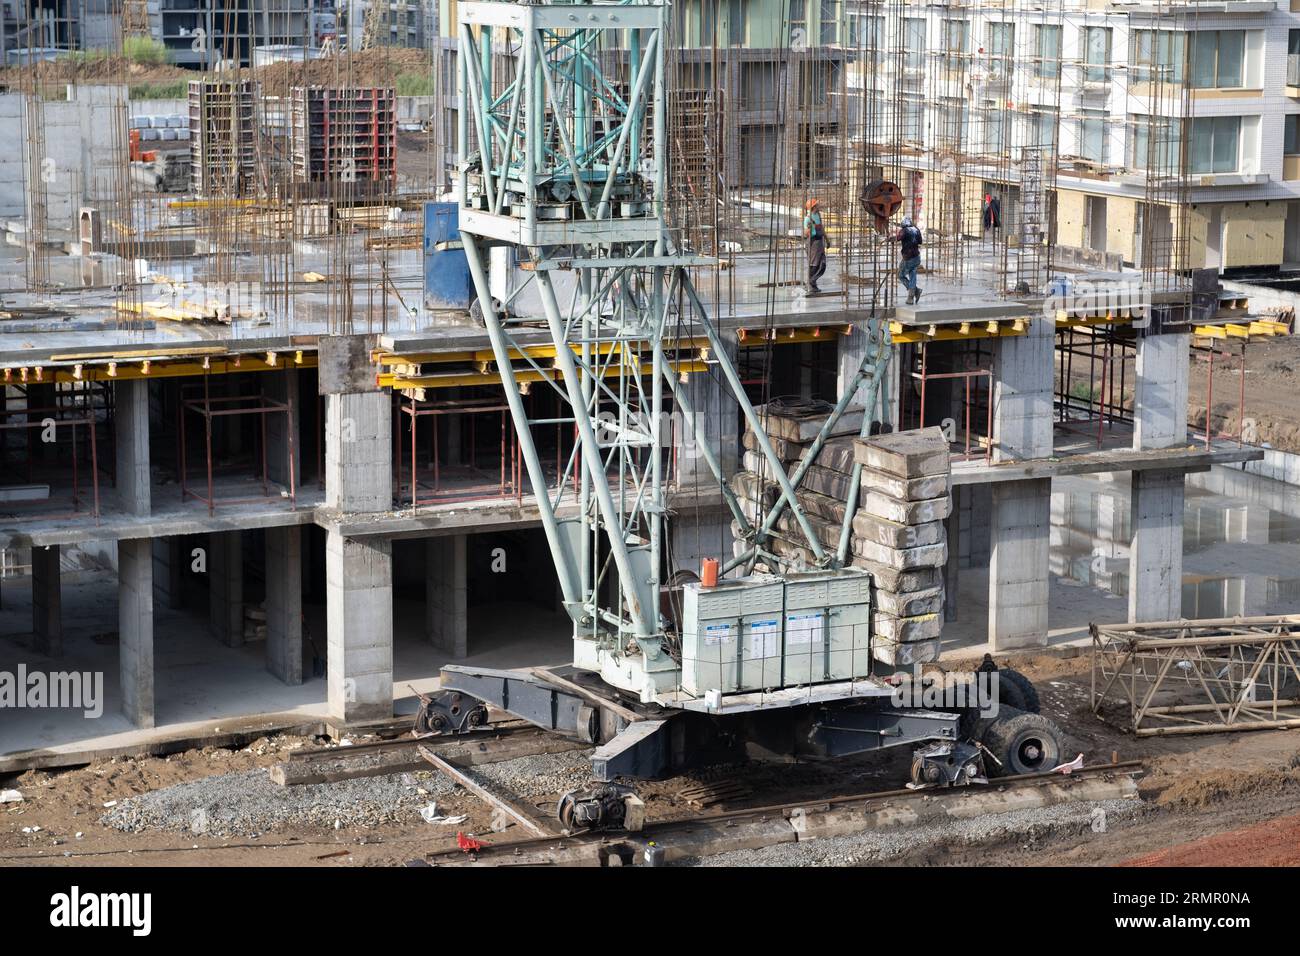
<box><xmin>803</xmin><ymin>198</ymin><xmax>826</xmax><ymax>294</ymax></box>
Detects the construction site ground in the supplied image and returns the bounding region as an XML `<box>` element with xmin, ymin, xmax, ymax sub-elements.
<box><xmin>2</xmin><ymin>652</ymin><xmax>1298</xmax><ymax>867</ymax></box>
<box><xmin>1187</xmin><ymin>333</ymin><xmax>1300</xmax><ymax>454</ymax></box>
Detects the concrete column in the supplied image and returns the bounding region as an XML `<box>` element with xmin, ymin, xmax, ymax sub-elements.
<box><xmin>321</xmin><ymin>337</ymin><xmax>395</xmax><ymax>725</ymax></box>
<box><xmin>677</xmin><ymin>330</ymin><xmax>739</xmax><ymax>486</ymax></box>
<box><xmin>119</xmin><ymin>538</ymin><xmax>154</xmax><ymax>728</ymax></box>
<box><xmin>1128</xmin><ymin>330</ymin><xmax>1191</xmax><ymax>622</ymax></box>
<box><xmin>31</xmin><ymin>544</ymin><xmax>61</xmax><ymax>656</ymax></box>
<box><xmin>325</xmin><ymin>391</ymin><xmax>393</xmax><ymax>511</ymax></box>
<box><xmin>1128</xmin><ymin>468</ymin><xmax>1184</xmax><ymax>623</ymax></box>
<box><xmin>427</xmin><ymin>534</ymin><xmax>467</xmax><ymax>658</ymax></box>
<box><xmin>208</xmin><ymin>531</ymin><xmax>243</xmax><ymax>647</ymax></box>
<box><xmin>265</xmin><ymin>368</ymin><xmax>301</xmax><ymax>491</ymax></box>
<box><xmin>988</xmin><ymin>478</ymin><xmax>1052</xmax><ymax>650</ymax></box>
<box><xmin>326</xmin><ymin>531</ymin><xmax>393</xmax><ymax>724</ymax></box>
<box><xmin>152</xmin><ymin>537</ymin><xmax>185</xmax><ymax>610</ymax></box>
<box><xmin>671</xmin><ymin>512</ymin><xmax>733</xmax><ymax>576</ymax></box>
<box><xmin>1132</xmin><ymin>331</ymin><xmax>1190</xmax><ymax>450</ymax></box>
<box><xmin>986</xmin><ymin>317</ymin><xmax>1055</xmax><ymax>649</ymax></box>
<box><xmin>837</xmin><ymin>323</ymin><xmax>895</xmax><ymax>421</ymax></box>
<box><xmin>992</xmin><ymin>316</ymin><xmax>1055</xmax><ymax>463</ymax></box>
<box><xmin>114</xmin><ymin>379</ymin><xmax>151</xmax><ymax>516</ymax></box>
<box><xmin>265</xmin><ymin>526</ymin><xmax>303</xmax><ymax>685</ymax></box>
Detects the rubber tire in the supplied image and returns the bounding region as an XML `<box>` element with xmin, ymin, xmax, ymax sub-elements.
<box><xmin>981</xmin><ymin>710</ymin><xmax>1064</xmax><ymax>776</ymax></box>
<box><xmin>998</xmin><ymin>668</ymin><xmax>1041</xmax><ymax>714</ymax></box>
<box><xmin>992</xmin><ymin>671</ymin><xmax>1030</xmax><ymax>713</ymax></box>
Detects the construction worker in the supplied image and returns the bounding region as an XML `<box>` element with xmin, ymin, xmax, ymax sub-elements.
<box><xmin>803</xmin><ymin>198</ymin><xmax>826</xmax><ymax>294</ymax></box>
<box><xmin>894</xmin><ymin>216</ymin><xmax>924</xmax><ymax>304</ymax></box>
<box><xmin>982</xmin><ymin>193</ymin><xmax>1001</xmax><ymax>233</ymax></box>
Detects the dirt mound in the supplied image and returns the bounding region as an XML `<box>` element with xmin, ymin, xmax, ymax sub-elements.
<box><xmin>1153</xmin><ymin>764</ymin><xmax>1300</xmax><ymax>810</ymax></box>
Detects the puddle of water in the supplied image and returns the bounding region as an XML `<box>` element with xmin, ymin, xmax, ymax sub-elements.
<box><xmin>1050</xmin><ymin>469</ymin><xmax>1300</xmax><ymax>618</ymax></box>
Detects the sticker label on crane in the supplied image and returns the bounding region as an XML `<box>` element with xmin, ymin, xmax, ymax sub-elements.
<box><xmin>703</xmin><ymin>622</ymin><xmax>734</xmax><ymax>646</ymax></box>
<box><xmin>746</xmin><ymin>619</ymin><xmax>780</xmax><ymax>660</ymax></box>
<box><xmin>786</xmin><ymin>611</ymin><xmax>825</xmax><ymax>646</ymax></box>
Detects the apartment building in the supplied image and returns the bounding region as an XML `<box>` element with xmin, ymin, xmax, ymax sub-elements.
<box><xmin>837</xmin><ymin>0</ymin><xmax>1300</xmax><ymax>275</ymax></box>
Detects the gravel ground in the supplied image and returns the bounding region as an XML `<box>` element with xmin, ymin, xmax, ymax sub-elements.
<box><xmin>97</xmin><ymin>749</ymin><xmax>595</xmax><ymax>837</ymax></box>
<box><xmin>680</xmin><ymin>798</ymin><xmax>1148</xmax><ymax>866</ymax></box>
<box><xmin>100</xmin><ymin>769</ymin><xmax>455</xmax><ymax>837</ymax></box>
<box><xmin>474</xmin><ymin>749</ymin><xmax>595</xmax><ymax>800</ymax></box>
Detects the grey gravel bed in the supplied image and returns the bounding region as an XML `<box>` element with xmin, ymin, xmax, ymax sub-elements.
<box><xmin>99</xmin><ymin>749</ymin><xmax>596</xmax><ymax>837</ymax></box>
<box><xmin>473</xmin><ymin>749</ymin><xmax>595</xmax><ymax>800</ymax></box>
<box><xmin>100</xmin><ymin>769</ymin><xmax>456</xmax><ymax>836</ymax></box>
<box><xmin>679</xmin><ymin>797</ymin><xmax>1147</xmax><ymax>867</ymax></box>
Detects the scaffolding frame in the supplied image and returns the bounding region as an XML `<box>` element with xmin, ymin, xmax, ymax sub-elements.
<box><xmin>394</xmin><ymin>394</ymin><xmax>520</xmax><ymax>507</ymax></box>
<box><xmin>178</xmin><ymin>379</ymin><xmax>297</xmax><ymax>516</ymax></box>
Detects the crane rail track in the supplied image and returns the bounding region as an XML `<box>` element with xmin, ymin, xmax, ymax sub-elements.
<box><xmin>418</xmin><ymin>760</ymin><xmax>1145</xmax><ymax>866</ymax></box>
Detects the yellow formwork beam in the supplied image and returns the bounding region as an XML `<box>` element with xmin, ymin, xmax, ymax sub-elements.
<box><xmin>375</xmin><ymin>337</ymin><xmax>712</xmax><ymax>369</ymax></box>
<box><xmin>1054</xmin><ymin>311</ymin><xmax>1137</xmax><ymax>329</ymax></box>
<box><xmin>381</xmin><ymin>360</ymin><xmax>711</xmax><ymax>391</ymax></box>
<box><xmin>737</xmin><ymin>327</ymin><xmax>851</xmax><ymax>347</ymax></box>
<box><xmin>888</xmin><ymin>317</ymin><xmax>1030</xmax><ymax>344</ymax></box>
<box><xmin>166</xmin><ymin>198</ymin><xmax>261</xmax><ymax>209</ymax></box>
<box><xmin>4</xmin><ymin>351</ymin><xmax>315</xmax><ymax>386</ymax></box>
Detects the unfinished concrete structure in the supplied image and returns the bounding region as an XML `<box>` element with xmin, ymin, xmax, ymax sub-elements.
<box><xmin>0</xmin><ymin>0</ymin><xmax>1279</xmax><ymax>760</ymax></box>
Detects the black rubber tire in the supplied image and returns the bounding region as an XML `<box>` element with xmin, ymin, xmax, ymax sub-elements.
<box><xmin>981</xmin><ymin>710</ymin><xmax>1064</xmax><ymax>776</ymax></box>
<box><xmin>992</xmin><ymin>671</ymin><xmax>1029</xmax><ymax>713</ymax></box>
<box><xmin>998</xmin><ymin>668</ymin><xmax>1041</xmax><ymax>714</ymax></box>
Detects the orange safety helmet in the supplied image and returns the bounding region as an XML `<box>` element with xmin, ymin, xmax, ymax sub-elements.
<box><xmin>805</xmin><ymin>198</ymin><xmax>820</xmax><ymax>210</ymax></box>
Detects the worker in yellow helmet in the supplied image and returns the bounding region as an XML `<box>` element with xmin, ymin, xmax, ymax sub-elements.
<box><xmin>803</xmin><ymin>198</ymin><xmax>826</xmax><ymax>294</ymax></box>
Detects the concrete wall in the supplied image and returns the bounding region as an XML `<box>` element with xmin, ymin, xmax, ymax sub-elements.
<box><xmin>0</xmin><ymin>86</ymin><xmax>125</xmax><ymax>231</ymax></box>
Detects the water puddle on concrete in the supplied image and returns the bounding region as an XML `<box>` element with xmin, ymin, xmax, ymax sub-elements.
<box><xmin>1051</xmin><ymin>465</ymin><xmax>1300</xmax><ymax>618</ymax></box>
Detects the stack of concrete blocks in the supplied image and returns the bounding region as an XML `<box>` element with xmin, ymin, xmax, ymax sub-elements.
<box><xmin>727</xmin><ymin>403</ymin><xmax>950</xmax><ymax>669</ymax></box>
<box><xmin>851</xmin><ymin>428</ymin><xmax>951</xmax><ymax>668</ymax></box>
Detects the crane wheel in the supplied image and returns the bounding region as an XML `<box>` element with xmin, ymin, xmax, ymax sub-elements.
<box><xmin>997</xmin><ymin>668</ymin><xmax>1041</xmax><ymax>714</ymax></box>
<box><xmin>981</xmin><ymin>709</ymin><xmax>1064</xmax><ymax>776</ymax></box>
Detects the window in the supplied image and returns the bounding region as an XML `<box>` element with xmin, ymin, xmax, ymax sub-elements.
<box><xmin>975</xmin><ymin>103</ymin><xmax>1006</xmax><ymax>153</ymax></box>
<box><xmin>1079</xmin><ymin>109</ymin><xmax>1106</xmax><ymax>163</ymax></box>
<box><xmin>986</xmin><ymin>22</ymin><xmax>1013</xmax><ymax>78</ymax></box>
<box><xmin>849</xmin><ymin>13</ymin><xmax>883</xmax><ymax>52</ymax></box>
<box><xmin>728</xmin><ymin>0</ymin><xmax>745</xmax><ymax>46</ymax></box>
<box><xmin>1025</xmin><ymin>108</ymin><xmax>1058</xmax><ymax>151</ymax></box>
<box><xmin>700</xmin><ymin>0</ymin><xmax>715</xmax><ymax>42</ymax></box>
<box><xmin>1191</xmin><ymin>31</ymin><xmax>1244</xmax><ymax>89</ymax></box>
<box><xmin>903</xmin><ymin>18</ymin><xmax>925</xmax><ymax>70</ymax></box>
<box><xmin>790</xmin><ymin>0</ymin><xmax>806</xmax><ymax>43</ymax></box>
<box><xmin>942</xmin><ymin>18</ymin><xmax>968</xmax><ymax>57</ymax></box>
<box><xmin>937</xmin><ymin>98</ymin><xmax>967</xmax><ymax>143</ymax></box>
<box><xmin>1130</xmin><ymin>29</ymin><xmax>1185</xmax><ymax>84</ymax></box>
<box><xmin>1084</xmin><ymin>27</ymin><xmax>1111</xmax><ymax>84</ymax></box>
<box><xmin>1286</xmin><ymin>115</ymin><xmax>1300</xmax><ymax>155</ymax></box>
<box><xmin>820</xmin><ymin>0</ymin><xmax>838</xmax><ymax>45</ymax></box>
<box><xmin>1189</xmin><ymin>116</ymin><xmax>1240</xmax><ymax>174</ymax></box>
<box><xmin>1129</xmin><ymin>115</ymin><xmax>1182</xmax><ymax>171</ymax></box>
<box><xmin>902</xmin><ymin>100</ymin><xmax>923</xmax><ymax>143</ymax></box>
<box><xmin>1035</xmin><ymin>24</ymin><xmax>1061</xmax><ymax>79</ymax></box>
<box><xmin>1289</xmin><ymin>30</ymin><xmax>1300</xmax><ymax>86</ymax></box>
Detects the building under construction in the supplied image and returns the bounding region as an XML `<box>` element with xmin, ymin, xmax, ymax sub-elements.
<box><xmin>0</xmin><ymin>0</ymin><xmax>1289</xmax><ymax>766</ymax></box>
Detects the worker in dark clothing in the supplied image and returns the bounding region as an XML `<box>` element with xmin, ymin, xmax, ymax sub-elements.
<box><xmin>982</xmin><ymin>193</ymin><xmax>1001</xmax><ymax>233</ymax></box>
<box><xmin>804</xmin><ymin>198</ymin><xmax>826</xmax><ymax>294</ymax></box>
<box><xmin>894</xmin><ymin>216</ymin><xmax>923</xmax><ymax>304</ymax></box>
